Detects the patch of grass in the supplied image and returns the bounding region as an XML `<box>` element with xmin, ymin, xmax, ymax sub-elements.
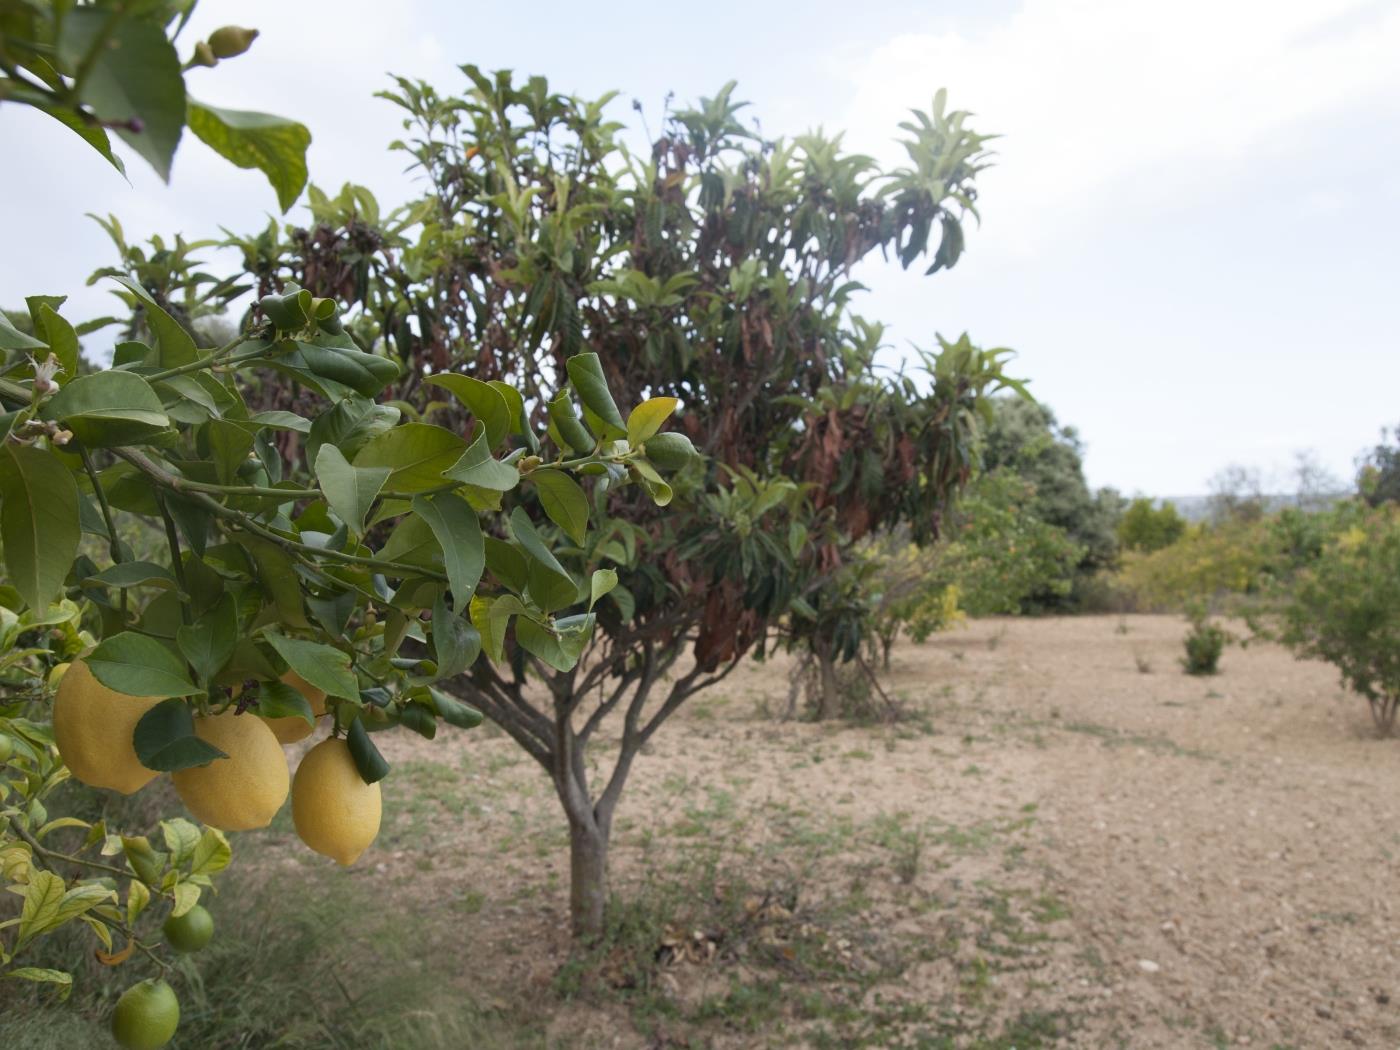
<box><xmin>0</xmin><ymin>867</ymin><xmax>545</xmax><ymax>1050</ymax></box>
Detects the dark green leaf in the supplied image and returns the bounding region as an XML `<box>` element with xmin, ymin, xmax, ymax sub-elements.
<box><xmin>133</xmin><ymin>699</ymin><xmax>227</xmax><ymax>772</ymax></box>
<box><xmin>0</xmin><ymin>444</ymin><xmax>80</xmax><ymax>611</ymax></box>
<box><xmin>315</xmin><ymin>444</ymin><xmax>389</xmax><ymax>535</ymax></box>
<box><xmin>347</xmin><ymin>718</ymin><xmax>389</xmax><ymax>784</ymax></box>
<box><xmin>508</xmin><ymin>507</ymin><xmax>578</xmax><ymax>613</ymax></box>
<box><xmin>175</xmin><ymin>595</ymin><xmax>236</xmax><ymax>683</ymax></box>
<box><xmin>443</xmin><ymin>427</ymin><xmax>519</xmax><ymax>491</ymax></box>
<box><xmin>84</xmin><ymin>561</ymin><xmax>175</xmax><ymax>591</ymax></box>
<box><xmin>254</xmin><ymin>681</ymin><xmax>313</xmax><ymax>726</ymax></box>
<box><xmin>108</xmin><ymin>276</ymin><xmax>197</xmax><ymax>367</ymax></box>
<box><xmin>427</xmin><ymin>687</ymin><xmax>484</xmax><ymax>729</ymax></box>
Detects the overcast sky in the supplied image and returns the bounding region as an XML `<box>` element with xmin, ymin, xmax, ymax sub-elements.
<box><xmin>4</xmin><ymin>0</ymin><xmax>1397</xmax><ymax>495</ymax></box>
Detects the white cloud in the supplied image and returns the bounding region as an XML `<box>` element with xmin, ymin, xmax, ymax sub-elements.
<box><xmin>836</xmin><ymin>0</ymin><xmax>1400</xmax><ymax>258</ymax></box>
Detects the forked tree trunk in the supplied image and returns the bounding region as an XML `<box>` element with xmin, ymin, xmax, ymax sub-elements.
<box><xmin>1370</xmin><ymin>696</ymin><xmax>1398</xmax><ymax>737</ymax></box>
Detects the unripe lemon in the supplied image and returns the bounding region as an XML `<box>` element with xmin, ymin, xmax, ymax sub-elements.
<box><xmin>162</xmin><ymin>903</ymin><xmax>214</xmax><ymax>954</ymax></box>
<box><xmin>292</xmin><ymin>737</ymin><xmax>381</xmax><ymax>865</ymax></box>
<box><xmin>172</xmin><ymin>710</ymin><xmax>288</xmax><ymax>831</ymax></box>
<box><xmin>260</xmin><ymin>671</ymin><xmax>328</xmax><ymax>745</ymax></box>
<box><xmin>53</xmin><ymin>660</ymin><xmax>161</xmax><ymax>794</ymax></box>
<box><xmin>111</xmin><ymin>977</ymin><xmax>179</xmax><ymax>1050</ymax></box>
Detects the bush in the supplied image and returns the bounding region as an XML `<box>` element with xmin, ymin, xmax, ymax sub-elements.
<box><xmin>1181</xmin><ymin>610</ymin><xmax>1227</xmax><ymax>676</ymax></box>
<box><xmin>1117</xmin><ymin>520</ymin><xmax>1273</xmax><ymax>611</ymax></box>
<box><xmin>1272</xmin><ymin>505</ymin><xmax>1400</xmax><ymax>733</ymax></box>
<box><xmin>1117</xmin><ymin>498</ymin><xmax>1186</xmax><ymax>553</ymax></box>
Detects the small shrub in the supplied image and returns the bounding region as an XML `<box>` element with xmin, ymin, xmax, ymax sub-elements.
<box><xmin>1133</xmin><ymin>653</ymin><xmax>1152</xmax><ymax>674</ymax></box>
<box><xmin>1181</xmin><ymin>606</ymin><xmax>1227</xmax><ymax>676</ymax></box>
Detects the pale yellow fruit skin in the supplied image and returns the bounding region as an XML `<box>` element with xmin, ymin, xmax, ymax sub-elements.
<box><xmin>53</xmin><ymin>660</ymin><xmax>161</xmax><ymax>795</ymax></box>
<box><xmin>292</xmin><ymin>738</ymin><xmax>381</xmax><ymax>865</ymax></box>
<box><xmin>261</xmin><ymin>671</ymin><xmax>328</xmax><ymax>745</ymax></box>
<box><xmin>172</xmin><ymin>710</ymin><xmax>289</xmax><ymax>831</ymax></box>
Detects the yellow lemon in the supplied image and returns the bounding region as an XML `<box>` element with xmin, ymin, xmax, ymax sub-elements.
<box><xmin>292</xmin><ymin>737</ymin><xmax>381</xmax><ymax>865</ymax></box>
<box><xmin>52</xmin><ymin>660</ymin><xmax>161</xmax><ymax>795</ymax></box>
<box><xmin>172</xmin><ymin>710</ymin><xmax>288</xmax><ymax>831</ymax></box>
<box><xmin>260</xmin><ymin>671</ymin><xmax>329</xmax><ymax>745</ymax></box>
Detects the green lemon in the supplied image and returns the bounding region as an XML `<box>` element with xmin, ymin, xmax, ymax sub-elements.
<box><xmin>162</xmin><ymin>904</ymin><xmax>214</xmax><ymax>953</ymax></box>
<box><xmin>111</xmin><ymin>978</ymin><xmax>180</xmax><ymax>1050</ymax></box>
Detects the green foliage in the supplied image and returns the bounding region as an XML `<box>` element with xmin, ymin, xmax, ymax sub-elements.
<box><xmin>1117</xmin><ymin>497</ymin><xmax>1186</xmax><ymax>553</ymax></box>
<box><xmin>0</xmin><ymin>279</ymin><xmax>687</xmax><ymax>996</ymax></box>
<box><xmin>1180</xmin><ymin>605</ymin><xmax>1227</xmax><ymax>676</ymax></box>
<box><xmin>1116</xmin><ymin>520</ymin><xmax>1273</xmax><ymax>610</ymax></box>
<box><xmin>1357</xmin><ymin>423</ymin><xmax>1400</xmax><ymax>508</ymax></box>
<box><xmin>977</xmin><ymin>398</ymin><xmax>1122</xmax><ymax>608</ymax></box>
<box><xmin>940</xmin><ymin>471</ymin><xmax>1084</xmax><ymax>616</ymax></box>
<box><xmin>1270</xmin><ymin>505</ymin><xmax>1400</xmax><ymax>733</ymax></box>
<box><xmin>0</xmin><ymin>2</ymin><xmax>307</xmax><ymax>206</ymax></box>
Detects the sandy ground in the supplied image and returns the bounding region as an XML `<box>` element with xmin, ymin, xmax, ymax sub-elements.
<box><xmin>261</xmin><ymin>615</ymin><xmax>1400</xmax><ymax>1048</ymax></box>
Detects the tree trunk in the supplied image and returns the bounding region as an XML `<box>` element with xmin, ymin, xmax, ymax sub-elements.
<box><xmin>566</xmin><ymin>809</ymin><xmax>610</xmax><ymax>940</ymax></box>
<box><xmin>816</xmin><ymin>644</ymin><xmax>841</xmax><ymax>721</ymax></box>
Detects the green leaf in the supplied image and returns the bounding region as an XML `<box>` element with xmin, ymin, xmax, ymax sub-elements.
<box><xmin>87</xmin><ymin>633</ymin><xmax>198</xmax><ymax>699</ymax></box>
<box><xmin>565</xmin><ymin>353</ymin><xmax>626</xmax><ymax>439</ymax></box>
<box><xmin>430</xmin><ymin>593</ymin><xmax>480</xmax><ymax>678</ymax></box>
<box><xmin>84</xmin><ymin>561</ymin><xmax>176</xmax><ymax>591</ymax></box>
<box><xmin>627</xmin><ymin>397</ymin><xmax>679</xmax><ymax>447</ymax></box>
<box><xmin>315</xmin><ymin>444</ymin><xmax>389</xmax><ymax>535</ymax></box>
<box><xmin>399</xmin><ymin>700</ymin><xmax>436</xmax><ymax>739</ymax></box>
<box><xmin>427</xmin><ymin>687</ymin><xmax>484</xmax><ymax>729</ymax></box>
<box><xmin>379</xmin><ymin>513</ymin><xmax>443</xmax><ymax>570</ymax></box>
<box><xmin>255</xmin><ymin>681</ymin><xmax>314</xmax><ymax>725</ymax></box>
<box><xmin>306</xmin><ymin>398</ymin><xmax>399</xmax><ymax>464</ymax></box>
<box><xmin>424</xmin><ymin>374</ymin><xmax>510</xmax><ymax>449</ymax></box>
<box><xmin>484</xmin><ymin>537</ymin><xmax>528</xmax><ymax>594</ymax></box>
<box><xmin>175</xmin><ymin>595</ymin><xmax>237</xmax><ymax>683</ymax></box>
<box><xmin>15</xmin><ymin>871</ymin><xmax>65</xmax><ymax>950</ymax></box>
<box><xmin>0</xmin><ymin>311</ymin><xmax>47</xmax><ymax>352</ymax></box>
<box><xmin>171</xmin><ymin>882</ymin><xmax>201</xmax><ymax>918</ymax></box>
<box><xmin>133</xmin><ymin>699</ymin><xmax>227</xmax><ymax>772</ymax></box>
<box><xmin>412</xmin><ymin>493</ymin><xmax>484</xmax><ymax>610</ymax></box>
<box><xmin>531</xmin><ymin>468</ymin><xmax>589</xmax><ymax>546</ymax></box>
<box><xmin>4</xmin><ymin>967</ymin><xmax>73</xmax><ymax>1000</ymax></box>
<box><xmin>187</xmin><ymin>99</ymin><xmax>311</xmax><ymax>212</ymax></box>
<box><xmin>0</xmin><ymin>444</ymin><xmax>80</xmax><ymax>612</ymax></box>
<box><xmin>160</xmin><ymin>819</ymin><xmax>202</xmax><ymax>867</ymax></box>
<box><xmin>443</xmin><ymin>427</ymin><xmax>519</xmax><ymax>491</ymax></box>
<box><xmin>235</xmin><ymin>535</ymin><xmax>309</xmax><ymax>629</ymax></box>
<box><xmin>249</xmin><ymin>410</ymin><xmax>312</xmax><ymax>433</ymax></box>
<box><xmin>204</xmin><ymin>419</ymin><xmax>255</xmax><ymax>483</ymax></box>
<box><xmin>60</xmin><ymin>10</ymin><xmax>185</xmax><ymax>181</ymax></box>
<box><xmin>353</xmin><ymin>423</ymin><xmax>466</xmax><ymax>493</ymax></box>
<box><xmin>546</xmin><ymin>391</ymin><xmax>595</xmax><ymax>455</ymax></box>
<box><xmin>43</xmin><ymin>370</ymin><xmax>169</xmax><ymax>447</ymax></box>
<box><xmin>189</xmin><ymin>827</ymin><xmax>231</xmax><ymax>876</ymax></box>
<box><xmin>33</xmin><ymin>304</ymin><xmax>80</xmax><ymax>379</ymax></box>
<box><xmin>262</xmin><ymin>632</ymin><xmax>359</xmax><ymax>701</ymax></box>
<box><xmin>631</xmin><ymin>458</ymin><xmax>674</xmax><ymax>507</ymax></box>
<box><xmin>488</xmin><ymin>380</ymin><xmax>536</xmax><ymax>452</ymax></box>
<box><xmin>347</xmin><ymin>718</ymin><xmax>389</xmax><ymax>785</ymax></box>
<box><xmin>589</xmin><ymin>569</ymin><xmax>618</xmax><ymax>610</ymax></box>
<box><xmin>108</xmin><ymin>276</ymin><xmax>197</xmax><ymax>368</ymax></box>
<box><xmin>508</xmin><ymin>508</ymin><xmax>579</xmax><ymax>613</ymax></box>
<box><xmin>286</xmin><ymin>341</ymin><xmax>400</xmax><ymax>399</ymax></box>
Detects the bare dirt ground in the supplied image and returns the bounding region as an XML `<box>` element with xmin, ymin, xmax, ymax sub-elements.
<box><xmin>255</xmin><ymin>615</ymin><xmax>1400</xmax><ymax>1048</ymax></box>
